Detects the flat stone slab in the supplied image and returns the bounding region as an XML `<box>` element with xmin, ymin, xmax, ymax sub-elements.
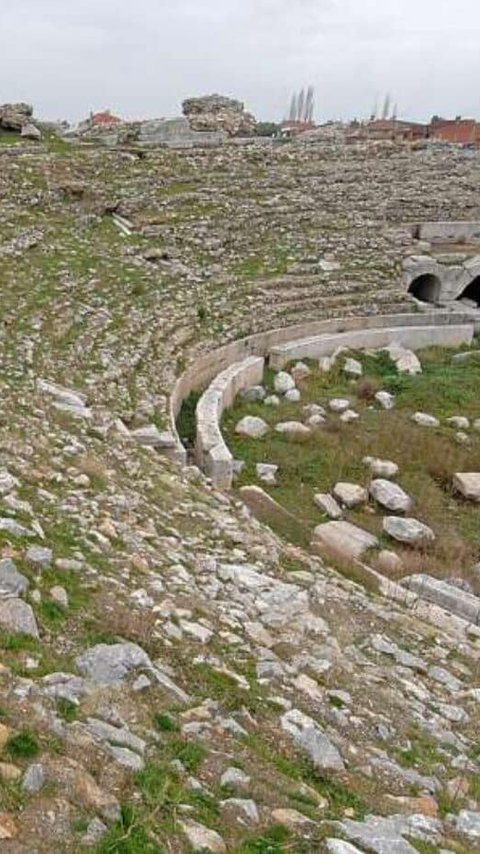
<box><xmin>363</xmin><ymin>457</ymin><xmax>399</xmax><ymax>478</ymax></box>
<box><xmin>312</xmin><ymin>521</ymin><xmax>378</xmax><ymax>560</ymax></box>
<box><xmin>453</xmin><ymin>472</ymin><xmax>480</xmax><ymax>502</ymax></box>
<box><xmin>402</xmin><ymin>574</ymin><xmax>480</xmax><ymax>625</ymax></box>
<box><xmin>369</xmin><ymin>479</ymin><xmax>412</xmax><ymax>513</ymax></box>
<box><xmin>383</xmin><ymin>517</ymin><xmax>435</xmax><ymax>547</ymax></box>
<box><xmin>314</xmin><ymin>493</ymin><xmax>343</xmax><ymax>520</ymax></box>
<box><xmin>281</xmin><ymin>709</ymin><xmax>345</xmax><ymax>771</ymax></box>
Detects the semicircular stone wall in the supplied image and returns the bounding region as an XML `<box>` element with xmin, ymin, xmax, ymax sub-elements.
<box><xmin>170</xmin><ymin>311</ymin><xmax>479</xmax><ymax>483</ymax></box>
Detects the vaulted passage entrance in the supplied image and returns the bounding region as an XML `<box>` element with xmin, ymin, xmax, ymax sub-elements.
<box><xmin>456</xmin><ymin>276</ymin><xmax>480</xmax><ymax>307</ymax></box>
<box><xmin>408</xmin><ymin>274</ymin><xmax>441</xmax><ymax>304</ymax></box>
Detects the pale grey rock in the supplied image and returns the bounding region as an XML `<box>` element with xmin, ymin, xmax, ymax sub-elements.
<box><xmin>85</xmin><ymin>718</ymin><xmax>146</xmax><ymax>756</ymax></box>
<box><xmin>180</xmin><ymin>819</ymin><xmax>226</xmax><ymax>852</ymax></box>
<box><xmin>285</xmin><ymin>388</ymin><xmax>301</xmax><ymax>403</ymax></box>
<box><xmin>455</xmin><ymin>810</ymin><xmax>480</xmax><ymax>838</ymax></box>
<box><xmin>0</xmin><ymin>559</ymin><xmax>29</xmax><ymax>598</ymax></box>
<box><xmin>0</xmin><ymin>471</ymin><xmax>17</xmax><ymax>496</ymax></box>
<box><xmin>333</xmin><ymin>482</ymin><xmax>368</xmax><ymax>508</ymax></box>
<box><xmin>312</xmin><ymin>521</ymin><xmax>378</xmax><ymax>560</ymax></box>
<box><xmin>313</xmin><ymin>493</ymin><xmax>343</xmax><ymax>520</ymax></box>
<box><xmin>327</xmin><ymin>841</ymin><xmax>364</xmax><ymax>854</ymax></box>
<box><xmin>340</xmin><ymin>409</ymin><xmax>360</xmax><ymax>423</ymax></box>
<box><xmin>306</xmin><ymin>413</ymin><xmax>326</xmax><ymax>428</ymax></box>
<box><xmin>81</xmin><ymin>818</ymin><xmax>108</xmax><ymax>846</ymax></box>
<box><xmin>385</xmin><ymin>345</ymin><xmax>422</xmax><ymax>375</ymax></box>
<box><xmin>344</xmin><ymin>357</ymin><xmax>363</xmax><ymax>377</ymax></box>
<box><xmin>50</xmin><ymin>586</ymin><xmax>68</xmax><ymax>608</ymax></box>
<box><xmin>241</xmin><ymin>385</ymin><xmax>266</xmax><ymax>402</ymax></box>
<box><xmin>274</xmin><ymin>371</ymin><xmax>295</xmax><ymax>394</ymax></box>
<box><xmin>235</xmin><ymin>416</ymin><xmax>269</xmax><ymax>439</ymax></box>
<box><xmin>411</xmin><ymin>412</ymin><xmax>440</xmax><ymax>427</ymax></box>
<box><xmin>303</xmin><ymin>403</ymin><xmax>326</xmax><ymax>417</ymax></box>
<box><xmin>76</xmin><ymin>642</ymin><xmax>190</xmax><ymax>703</ymax></box>
<box><xmin>26</xmin><ymin>546</ymin><xmax>53</xmax><ymax>570</ymax></box>
<box><xmin>220</xmin><ymin>767</ymin><xmax>251</xmax><ymax>790</ymax></box>
<box><xmin>220</xmin><ymin>798</ymin><xmax>259</xmax><ymax>825</ymax></box>
<box><xmin>453</xmin><ymin>472</ymin><xmax>480</xmax><ymax>502</ymax></box>
<box><xmin>363</xmin><ymin>457</ymin><xmax>399</xmax><ymax>478</ymax></box>
<box><xmin>256</xmin><ymin>464</ymin><xmax>278</xmax><ymax>485</ymax></box>
<box><xmin>281</xmin><ymin>709</ymin><xmax>345</xmax><ymax>771</ymax></box>
<box><xmin>376</xmin><ymin>550</ymin><xmax>404</xmax><ymax>574</ymax></box>
<box><xmin>329</xmin><ymin>398</ymin><xmax>351</xmax><ymax>413</ymax></box>
<box><xmin>0</xmin><ymin>598</ymin><xmax>39</xmax><ymax>637</ymax></box>
<box><xmin>22</xmin><ymin>763</ymin><xmax>45</xmax><ymax>793</ymax></box>
<box><xmin>130</xmin><ymin>425</ymin><xmax>176</xmax><ymax>449</ymax></box>
<box><xmin>275</xmin><ymin>421</ymin><xmax>310</xmax><ymax>439</ymax></box>
<box><xmin>402</xmin><ymin>574</ymin><xmax>480</xmax><ymax>625</ymax></box>
<box><xmin>447</xmin><ymin>416</ymin><xmax>470</xmax><ymax>429</ymax></box>
<box><xmin>107</xmin><ymin>745</ymin><xmax>145</xmax><ymax>771</ymax></box>
<box><xmin>291</xmin><ymin>361</ymin><xmax>311</xmax><ymax>381</ymax></box>
<box><xmin>375</xmin><ymin>391</ymin><xmax>395</xmax><ymax>409</ymax></box>
<box><xmin>21</xmin><ymin>123</ymin><xmax>41</xmax><ymax>140</ymax></box>
<box><xmin>428</xmin><ymin>665</ymin><xmax>462</xmax><ymax>693</ymax></box>
<box><xmin>383</xmin><ymin>517</ymin><xmax>435</xmax><ymax>547</ymax></box>
<box><xmin>0</xmin><ymin>518</ymin><xmax>35</xmax><ymax>538</ymax></box>
<box><xmin>369</xmin><ymin>479</ymin><xmax>412</xmax><ymax>513</ymax></box>
<box><xmin>263</xmin><ymin>395</ymin><xmax>280</xmax><ymax>406</ymax></box>
<box><xmin>340</xmin><ymin>813</ymin><xmax>441</xmax><ymax>853</ymax></box>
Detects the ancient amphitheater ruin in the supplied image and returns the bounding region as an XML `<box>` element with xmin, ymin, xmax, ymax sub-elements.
<box><xmin>1</xmin><ymin>121</ymin><xmax>480</xmax><ymax>853</ymax></box>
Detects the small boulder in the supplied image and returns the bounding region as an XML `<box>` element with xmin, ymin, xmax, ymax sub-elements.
<box><xmin>333</xmin><ymin>482</ymin><xmax>368</xmax><ymax>508</ymax></box>
<box><xmin>329</xmin><ymin>398</ymin><xmax>351</xmax><ymax>413</ymax></box>
<box><xmin>275</xmin><ymin>422</ymin><xmax>310</xmax><ymax>440</ymax></box>
<box><xmin>312</xmin><ymin>521</ymin><xmax>378</xmax><ymax>560</ymax></box>
<box><xmin>344</xmin><ymin>357</ymin><xmax>363</xmax><ymax>377</ymax></box>
<box><xmin>313</xmin><ymin>494</ymin><xmax>342</xmax><ymax>520</ymax></box>
<box><xmin>412</xmin><ymin>412</ymin><xmax>439</xmax><ymax>428</ymax></box>
<box><xmin>235</xmin><ymin>416</ymin><xmax>269</xmax><ymax>439</ymax></box>
<box><xmin>363</xmin><ymin>457</ymin><xmax>399</xmax><ymax>478</ymax></box>
<box><xmin>369</xmin><ymin>479</ymin><xmax>413</xmax><ymax>513</ymax></box>
<box><xmin>375</xmin><ymin>390</ymin><xmax>395</xmax><ymax>410</ymax></box>
<box><xmin>383</xmin><ymin>516</ymin><xmax>435</xmax><ymax>547</ymax></box>
<box><xmin>285</xmin><ymin>388</ymin><xmax>301</xmax><ymax>403</ymax></box>
<box><xmin>453</xmin><ymin>472</ymin><xmax>480</xmax><ymax>502</ymax></box>
<box><xmin>274</xmin><ymin>372</ymin><xmax>295</xmax><ymax>395</ymax></box>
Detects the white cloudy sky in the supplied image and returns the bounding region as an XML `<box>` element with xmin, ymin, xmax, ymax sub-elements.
<box><xmin>2</xmin><ymin>0</ymin><xmax>479</xmax><ymax>123</ymax></box>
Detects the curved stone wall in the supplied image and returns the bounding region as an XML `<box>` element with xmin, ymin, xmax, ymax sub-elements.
<box><xmin>170</xmin><ymin>311</ymin><xmax>478</xmax><ymax>466</ymax></box>
<box><xmin>195</xmin><ymin>356</ymin><xmax>264</xmax><ymax>490</ymax></box>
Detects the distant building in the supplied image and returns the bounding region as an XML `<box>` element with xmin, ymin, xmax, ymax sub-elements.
<box><xmin>78</xmin><ymin>110</ymin><xmax>122</xmax><ymax>132</ymax></box>
<box><xmin>280</xmin><ymin>120</ymin><xmax>316</xmax><ymax>138</ymax></box>
<box><xmin>430</xmin><ymin>117</ymin><xmax>480</xmax><ymax>146</ymax></box>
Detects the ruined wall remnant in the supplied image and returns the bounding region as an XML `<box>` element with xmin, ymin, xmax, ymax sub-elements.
<box><xmin>182</xmin><ymin>94</ymin><xmax>257</xmax><ymax>137</ymax></box>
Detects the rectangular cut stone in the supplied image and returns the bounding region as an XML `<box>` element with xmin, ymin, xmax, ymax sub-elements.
<box><xmin>402</xmin><ymin>574</ymin><xmax>480</xmax><ymax>626</ymax></box>
<box><xmin>453</xmin><ymin>473</ymin><xmax>480</xmax><ymax>502</ymax></box>
<box><xmin>312</xmin><ymin>521</ymin><xmax>378</xmax><ymax>561</ymax></box>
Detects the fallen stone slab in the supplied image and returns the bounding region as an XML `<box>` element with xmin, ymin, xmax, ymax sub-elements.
<box><xmin>281</xmin><ymin>709</ymin><xmax>345</xmax><ymax>771</ymax></box>
<box><xmin>76</xmin><ymin>642</ymin><xmax>190</xmax><ymax>703</ymax></box>
<box><xmin>369</xmin><ymin>479</ymin><xmax>413</xmax><ymax>513</ymax></box>
<box><xmin>453</xmin><ymin>472</ymin><xmax>480</xmax><ymax>502</ymax></box>
<box><xmin>384</xmin><ymin>345</ymin><xmax>422</xmax><ymax>375</ymax></box>
<box><xmin>314</xmin><ymin>493</ymin><xmax>343</xmax><ymax>519</ymax></box>
<box><xmin>312</xmin><ymin>521</ymin><xmax>378</xmax><ymax>560</ymax></box>
<box><xmin>383</xmin><ymin>517</ymin><xmax>435</xmax><ymax>547</ymax></box>
<box><xmin>402</xmin><ymin>574</ymin><xmax>480</xmax><ymax>625</ymax></box>
<box><xmin>339</xmin><ymin>813</ymin><xmax>442</xmax><ymax>854</ymax></box>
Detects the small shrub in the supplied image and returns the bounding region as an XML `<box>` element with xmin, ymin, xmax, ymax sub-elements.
<box><xmin>356</xmin><ymin>376</ymin><xmax>381</xmax><ymax>402</ymax></box>
<box><xmin>6</xmin><ymin>730</ymin><xmax>40</xmax><ymax>759</ymax></box>
<box><xmin>153</xmin><ymin>713</ymin><xmax>179</xmax><ymax>733</ymax></box>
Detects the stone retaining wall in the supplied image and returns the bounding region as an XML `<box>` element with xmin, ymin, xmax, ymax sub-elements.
<box><xmin>195</xmin><ymin>356</ymin><xmax>264</xmax><ymax>489</ymax></box>
<box><xmin>268</xmin><ymin>322</ymin><xmax>475</xmax><ymax>369</ymax></box>
<box><xmin>170</xmin><ymin>311</ymin><xmax>477</xmax><ymax>464</ymax></box>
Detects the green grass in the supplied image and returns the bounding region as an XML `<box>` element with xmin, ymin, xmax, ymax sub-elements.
<box><xmin>153</xmin><ymin>713</ymin><xmax>179</xmax><ymax>733</ymax></box>
<box><xmin>222</xmin><ymin>346</ymin><xmax>480</xmax><ymax>588</ymax></box>
<box><xmin>5</xmin><ymin>730</ymin><xmax>40</xmax><ymax>759</ymax></box>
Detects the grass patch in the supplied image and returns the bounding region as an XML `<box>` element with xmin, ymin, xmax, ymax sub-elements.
<box><xmin>153</xmin><ymin>713</ymin><xmax>179</xmax><ymax>733</ymax></box>
<box><xmin>6</xmin><ymin>730</ymin><xmax>40</xmax><ymax>760</ymax></box>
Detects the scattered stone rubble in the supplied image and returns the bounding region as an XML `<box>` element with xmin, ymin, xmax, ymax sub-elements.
<box><xmin>0</xmin><ymin>126</ymin><xmax>479</xmax><ymax>851</ymax></box>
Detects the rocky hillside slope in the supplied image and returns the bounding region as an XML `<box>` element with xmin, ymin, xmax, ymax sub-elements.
<box><xmin>0</xmin><ymin>137</ymin><xmax>480</xmax><ymax>852</ymax></box>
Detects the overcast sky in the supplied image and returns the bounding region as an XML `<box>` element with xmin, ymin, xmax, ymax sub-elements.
<box><xmin>2</xmin><ymin>0</ymin><xmax>479</xmax><ymax>124</ymax></box>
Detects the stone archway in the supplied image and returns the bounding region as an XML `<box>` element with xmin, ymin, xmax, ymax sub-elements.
<box><xmin>456</xmin><ymin>276</ymin><xmax>480</xmax><ymax>307</ymax></box>
<box><xmin>408</xmin><ymin>273</ymin><xmax>442</xmax><ymax>304</ymax></box>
